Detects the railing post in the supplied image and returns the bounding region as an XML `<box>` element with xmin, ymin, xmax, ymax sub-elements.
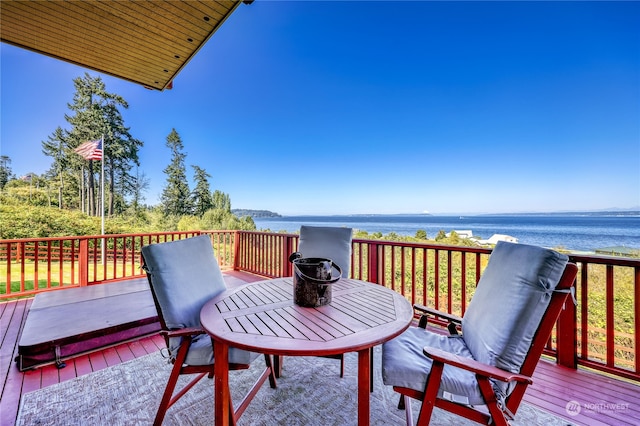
<box><xmin>556</xmin><ymin>280</ymin><xmax>578</xmax><ymax>369</ymax></box>
<box><xmin>79</xmin><ymin>238</ymin><xmax>89</xmax><ymax>287</ymax></box>
<box><xmin>367</xmin><ymin>242</ymin><xmax>380</xmax><ymax>284</ymax></box>
<box><xmin>16</xmin><ymin>241</ymin><xmax>23</xmax><ymax>262</ymax></box>
<box><xmin>634</xmin><ymin>265</ymin><xmax>640</xmax><ymax>375</ymax></box>
<box><xmin>283</xmin><ymin>235</ymin><xmax>295</xmax><ymax>277</ymax></box>
<box><xmin>233</xmin><ymin>231</ymin><xmax>241</xmax><ymax>271</ymax></box>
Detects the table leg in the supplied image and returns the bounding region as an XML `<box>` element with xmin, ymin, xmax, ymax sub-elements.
<box><xmin>370</xmin><ymin>347</ymin><xmax>374</xmax><ymax>392</ymax></box>
<box><xmin>274</xmin><ymin>355</ymin><xmax>283</xmax><ymax>378</ymax></box>
<box><xmin>214</xmin><ymin>342</ymin><xmax>231</xmax><ymax>426</ymax></box>
<box><xmin>357</xmin><ymin>348</ymin><xmax>371</xmax><ymax>426</ymax></box>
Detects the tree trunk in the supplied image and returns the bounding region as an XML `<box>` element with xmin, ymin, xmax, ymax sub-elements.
<box><xmin>88</xmin><ymin>161</ymin><xmax>95</xmax><ymax>216</ymax></box>
<box><xmin>108</xmin><ymin>163</ymin><xmax>114</xmax><ymax>217</ymax></box>
<box><xmin>79</xmin><ymin>168</ymin><xmax>84</xmax><ymax>214</ymax></box>
<box><xmin>58</xmin><ymin>171</ymin><xmax>64</xmax><ymax>209</ymax></box>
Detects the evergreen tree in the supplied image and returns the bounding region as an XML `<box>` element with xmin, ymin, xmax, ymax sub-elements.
<box><xmin>101</xmin><ymin>101</ymin><xmax>143</xmax><ymax>216</ymax></box>
<box><xmin>415</xmin><ymin>229</ymin><xmax>428</xmax><ymax>240</ymax></box>
<box><xmin>41</xmin><ymin>127</ymin><xmax>68</xmax><ymax>208</ymax></box>
<box><xmin>191</xmin><ymin>165</ymin><xmax>213</xmax><ymax>216</ymax></box>
<box><xmin>65</xmin><ymin>74</ymin><xmax>109</xmax><ymax>215</ymax></box>
<box><xmin>130</xmin><ymin>167</ymin><xmax>149</xmax><ymax>214</ymax></box>
<box><xmin>212</xmin><ymin>189</ymin><xmax>231</xmax><ymax>212</ymax></box>
<box><xmin>160</xmin><ymin>129</ymin><xmax>192</xmax><ymax>216</ymax></box>
<box><xmin>49</xmin><ymin>73</ymin><xmax>143</xmax><ymax>216</ymax></box>
<box><xmin>0</xmin><ymin>156</ymin><xmax>12</xmax><ymax>191</ymax></box>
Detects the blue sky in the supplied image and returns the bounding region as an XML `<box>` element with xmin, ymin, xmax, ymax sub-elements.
<box><xmin>1</xmin><ymin>1</ymin><xmax>639</xmax><ymax>215</ymax></box>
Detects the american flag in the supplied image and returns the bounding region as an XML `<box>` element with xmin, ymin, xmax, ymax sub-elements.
<box><xmin>74</xmin><ymin>139</ymin><xmax>103</xmax><ymax>161</ymax></box>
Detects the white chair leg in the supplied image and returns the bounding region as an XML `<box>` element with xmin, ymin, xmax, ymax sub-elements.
<box><xmin>404</xmin><ymin>395</ymin><xmax>413</xmax><ymax>426</ymax></box>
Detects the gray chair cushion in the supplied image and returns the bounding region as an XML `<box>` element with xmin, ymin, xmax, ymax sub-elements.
<box><xmin>382</xmin><ymin>241</ymin><xmax>568</xmax><ymax>405</ymax></box>
<box><xmin>142</xmin><ymin>235</ymin><xmax>259</xmax><ymax>366</ymax></box>
<box><xmin>183</xmin><ymin>333</ymin><xmax>258</xmax><ymax>366</ymax></box>
<box><xmin>462</xmin><ymin>241</ymin><xmax>568</xmax><ymax>373</ymax></box>
<box><xmin>298</xmin><ymin>225</ymin><xmax>353</xmax><ymax>277</ymax></box>
<box><xmin>382</xmin><ymin>327</ymin><xmax>484</xmax><ymax>405</ymax></box>
<box><xmin>141</xmin><ymin>235</ymin><xmax>226</xmax><ymax>330</ymax></box>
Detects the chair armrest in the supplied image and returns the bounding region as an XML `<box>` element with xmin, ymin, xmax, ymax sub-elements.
<box><xmin>423</xmin><ymin>346</ymin><xmax>532</xmax><ymax>384</ymax></box>
<box><xmin>414</xmin><ymin>304</ymin><xmax>463</xmax><ymax>323</ymax></box>
<box><xmin>162</xmin><ymin>327</ymin><xmax>207</xmax><ymax>338</ymax></box>
<box><xmin>414</xmin><ymin>304</ymin><xmax>462</xmax><ymax>332</ymax></box>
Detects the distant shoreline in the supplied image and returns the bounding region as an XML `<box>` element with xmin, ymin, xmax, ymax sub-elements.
<box><xmin>479</xmin><ymin>210</ymin><xmax>640</xmax><ymax>217</ymax></box>
<box><xmin>234</xmin><ymin>208</ymin><xmax>640</xmax><ymax>219</ymax></box>
<box><xmin>268</xmin><ymin>211</ymin><xmax>640</xmax><ymax>218</ymax></box>
<box><xmin>253</xmin><ymin>214</ymin><xmax>640</xmax><ymax>253</ymax></box>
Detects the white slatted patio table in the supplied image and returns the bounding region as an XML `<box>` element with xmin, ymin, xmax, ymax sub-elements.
<box><xmin>200</xmin><ymin>277</ymin><xmax>413</xmax><ymax>426</ymax></box>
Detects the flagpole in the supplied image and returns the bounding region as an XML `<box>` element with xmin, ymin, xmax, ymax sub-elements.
<box><xmin>101</xmin><ymin>135</ymin><xmax>105</xmax><ymax>267</ymax></box>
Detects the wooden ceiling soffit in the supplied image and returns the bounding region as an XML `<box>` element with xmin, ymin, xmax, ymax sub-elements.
<box><xmin>0</xmin><ymin>1</ymin><xmax>247</xmax><ymax>91</ymax></box>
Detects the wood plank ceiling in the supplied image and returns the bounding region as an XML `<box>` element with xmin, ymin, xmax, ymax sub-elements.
<box><xmin>0</xmin><ymin>1</ymin><xmax>247</xmax><ymax>91</ymax></box>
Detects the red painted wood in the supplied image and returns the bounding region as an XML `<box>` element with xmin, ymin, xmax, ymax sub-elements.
<box><xmin>1</xmin><ymin>355</ymin><xmax>26</xmax><ymax>426</ymax></box>
<box><xmin>0</xmin><ymin>299</ymin><xmax>29</xmax><ymax>426</ymax></box>
<box><xmin>202</xmin><ymin>278</ymin><xmax>414</xmax><ymax>426</ymax></box>
<box><xmin>357</xmin><ymin>349</ymin><xmax>371</xmax><ymax>426</ymax></box>
<box><xmin>0</xmin><ymin>299</ymin><xmax>26</xmax><ymax>379</ymax></box>
<box><xmin>529</xmin><ymin>360</ymin><xmax>640</xmax><ymax>424</ymax></box>
<box><xmin>40</xmin><ymin>364</ymin><xmax>60</xmax><ymax>388</ymax></box>
<box><xmin>74</xmin><ymin>354</ymin><xmax>93</xmax><ymax>377</ymax></box>
<box><xmin>213</xmin><ymin>342</ymin><xmax>231</xmax><ymax>425</ymax></box>
<box><xmin>203</xmin><ymin>278</ymin><xmax>414</xmax><ymax>356</ymax></box>
<box><xmin>58</xmin><ymin>359</ymin><xmax>78</xmax><ymax>382</ymax></box>
<box><xmin>3</xmin><ymin>232</ymin><xmax>639</xmax><ymax>382</ymax></box>
<box><xmin>114</xmin><ymin>343</ymin><xmax>135</xmax><ymax>363</ymax></box>
<box><xmin>102</xmin><ymin>347</ymin><xmax>121</xmax><ymax>367</ymax></box>
<box><xmin>21</xmin><ymin>369</ymin><xmax>41</xmax><ymax>393</ymax></box>
<box><xmin>79</xmin><ymin>239</ymin><xmax>88</xmax><ymax>286</ymax></box>
<box><xmin>0</xmin><ymin>372</ymin><xmax>23</xmax><ymax>426</ymax></box>
<box><xmin>127</xmin><ymin>340</ymin><xmax>149</xmax><ymax>358</ymax></box>
<box><xmin>2</xmin><ymin>272</ymin><xmax>638</xmax><ymax>426</ymax></box>
<box><xmin>149</xmin><ymin>334</ymin><xmax>165</xmax><ymax>351</ymax></box>
<box><xmin>606</xmin><ymin>265</ymin><xmax>615</xmax><ymax>367</ymax></box>
<box><xmin>139</xmin><ymin>337</ymin><xmax>159</xmax><ymax>355</ymax></box>
<box><xmin>88</xmin><ymin>352</ymin><xmax>108</xmax><ymax>371</ymax></box>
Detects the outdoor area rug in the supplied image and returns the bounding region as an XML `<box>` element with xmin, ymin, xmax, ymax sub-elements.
<box><xmin>17</xmin><ymin>347</ymin><xmax>574</xmax><ymax>425</ymax></box>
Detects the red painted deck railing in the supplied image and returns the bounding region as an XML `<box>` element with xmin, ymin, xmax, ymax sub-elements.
<box><xmin>348</xmin><ymin>239</ymin><xmax>640</xmax><ymax>382</ymax></box>
<box><xmin>1</xmin><ymin>230</ymin><xmax>638</xmax><ymax>382</ymax></box>
<box><xmin>1</xmin><ymin>232</ymin><xmax>203</xmax><ymax>296</ymax></box>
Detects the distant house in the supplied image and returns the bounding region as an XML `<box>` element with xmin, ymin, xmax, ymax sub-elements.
<box><xmin>478</xmin><ymin>234</ymin><xmax>519</xmax><ymax>245</ymax></box>
<box><xmin>449</xmin><ymin>230</ymin><xmax>474</xmax><ymax>239</ymax></box>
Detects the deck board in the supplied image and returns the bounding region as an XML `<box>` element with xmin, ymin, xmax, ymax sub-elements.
<box><xmin>0</xmin><ymin>299</ymin><xmax>28</xmax><ymax>373</ymax></box>
<box><xmin>128</xmin><ymin>339</ymin><xmax>149</xmax><ymax>358</ymax></box>
<box><xmin>1</xmin><ymin>271</ymin><xmax>638</xmax><ymax>426</ymax></box>
<box><xmin>114</xmin><ymin>342</ymin><xmax>136</xmax><ymax>363</ymax></box>
<box><xmin>73</xmin><ymin>355</ymin><xmax>94</xmax><ymax>377</ymax></box>
<box><xmin>57</xmin><ymin>359</ymin><xmax>78</xmax><ymax>382</ymax></box>
<box><xmin>529</xmin><ymin>361</ymin><xmax>640</xmax><ymax>425</ymax></box>
<box><xmin>40</xmin><ymin>364</ymin><xmax>60</xmax><ymax>389</ymax></box>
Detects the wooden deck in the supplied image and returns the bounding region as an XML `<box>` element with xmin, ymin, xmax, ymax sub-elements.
<box><xmin>2</xmin><ymin>271</ymin><xmax>639</xmax><ymax>425</ymax></box>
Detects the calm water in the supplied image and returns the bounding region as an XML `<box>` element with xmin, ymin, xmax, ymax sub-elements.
<box><xmin>253</xmin><ymin>214</ymin><xmax>640</xmax><ymax>253</ymax></box>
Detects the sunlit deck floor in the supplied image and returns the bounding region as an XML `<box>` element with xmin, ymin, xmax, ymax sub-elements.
<box><xmin>2</xmin><ymin>271</ymin><xmax>639</xmax><ymax>425</ymax></box>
